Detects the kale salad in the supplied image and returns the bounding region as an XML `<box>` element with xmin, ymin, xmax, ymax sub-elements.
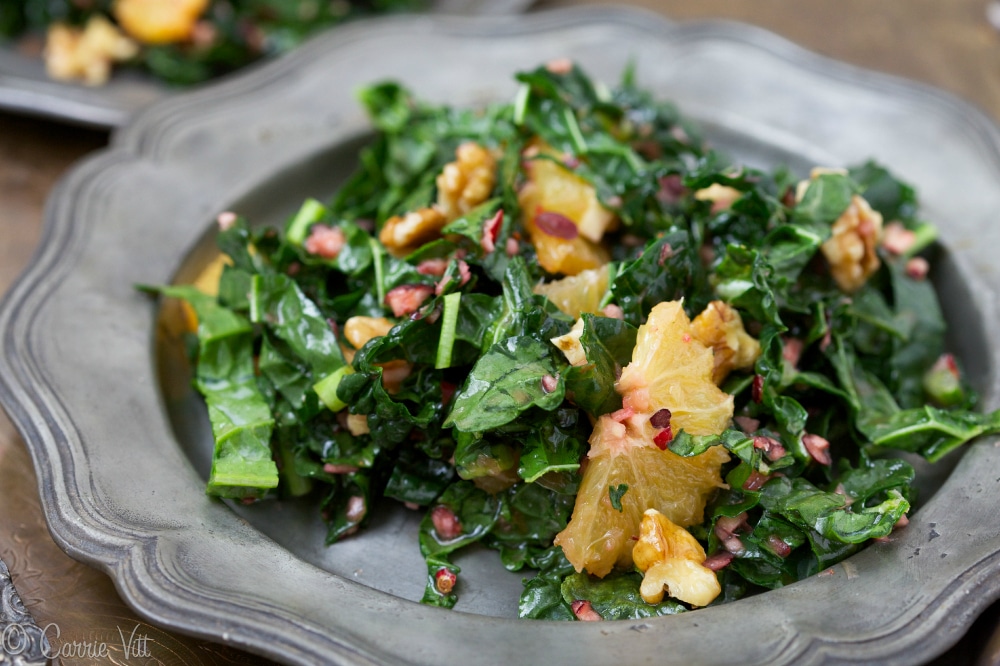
<box><xmin>1</xmin><ymin>0</ymin><xmax>424</xmax><ymax>86</ymax></box>
<box><xmin>149</xmin><ymin>61</ymin><xmax>1000</xmax><ymax>621</ymax></box>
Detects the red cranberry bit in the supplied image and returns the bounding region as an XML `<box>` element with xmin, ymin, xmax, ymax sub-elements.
<box><xmin>734</xmin><ymin>416</ymin><xmax>760</xmax><ymax>433</ymax></box>
<box><xmin>802</xmin><ymin>433</ymin><xmax>832</xmax><ymax>465</ymax></box>
<box><xmin>304</xmin><ymin>224</ymin><xmax>347</xmax><ymax>260</ymax></box>
<box><xmin>833</xmin><ymin>483</ymin><xmax>854</xmax><ymax>506</ymax></box>
<box><xmin>634</xmin><ymin>140</ymin><xmax>661</xmax><ymax>161</ymax></box>
<box><xmin>767</xmin><ymin>535</ymin><xmax>792</xmax><ymax>558</ymax></box>
<box><xmin>546</xmin><ymin>57</ymin><xmax>573</xmax><ymax>74</ymax></box>
<box><xmin>570</xmin><ymin>600</ymin><xmax>603</xmax><ymax>622</ymax></box>
<box><xmin>323</xmin><ymin>463</ymin><xmax>360</xmax><ymax>474</ymax></box>
<box><xmin>669</xmin><ymin>126</ymin><xmax>691</xmax><ymax>145</ymax></box>
<box><xmin>653</xmin><ymin>426</ymin><xmax>674</xmax><ymax>450</ymax></box>
<box><xmin>931</xmin><ymin>353</ymin><xmax>960</xmax><ymax>378</ymax></box>
<box><xmin>882</xmin><ymin>221</ymin><xmax>917</xmax><ymax>255</ymax></box>
<box><xmin>481</xmin><ymin>208</ymin><xmax>504</xmax><ymax>253</ymax></box>
<box><xmin>534</xmin><ymin>210</ymin><xmax>579</xmax><ymax>239</ymax></box>
<box><xmin>658</xmin><ymin>242</ymin><xmax>675</xmax><ymax>266</ymax></box>
<box><xmin>782</xmin><ymin>337</ymin><xmax>804</xmax><ymax>368</ymax></box>
<box><xmin>780</xmin><ymin>186</ymin><xmax>797</xmax><ymax>208</ymax></box>
<box><xmin>416</xmin><ymin>258</ymin><xmax>449</xmax><ymax>276</ymax></box>
<box><xmin>721</xmin><ymin>536</ymin><xmax>744</xmax><ymax>554</ymax></box>
<box><xmin>649</xmin><ymin>408</ymin><xmax>673</xmax><ymax>429</ymax></box>
<box><xmin>699</xmin><ymin>243</ymin><xmax>715</xmax><ymax>268</ymax></box>
<box><xmin>191</xmin><ymin>20</ymin><xmax>218</xmax><ymax>48</ymax></box>
<box><xmin>440</xmin><ymin>380</ymin><xmax>457</xmax><ymax>406</ymax></box>
<box><xmin>241</xmin><ymin>21</ymin><xmax>266</xmax><ymax>53</ymax></box>
<box><xmin>715</xmin><ymin>513</ymin><xmax>749</xmax><ymax>553</ymax></box>
<box><xmin>431</xmin><ymin>505</ymin><xmax>463</xmax><ymax>540</ymax></box>
<box><xmin>905</xmin><ymin>256</ymin><xmax>929</xmax><ymax>280</ymax></box>
<box><xmin>215</xmin><ymin>210</ymin><xmax>237</xmax><ymax>231</ymax></box>
<box><xmin>345</xmin><ymin>495</ymin><xmax>367</xmax><ymax>523</ymax></box>
<box><xmin>435</xmin><ymin>568</ymin><xmax>458</xmax><ymax>595</ymax></box>
<box><xmin>541</xmin><ymin>374</ymin><xmax>559</xmax><ymax>394</ymax></box>
<box><xmin>610</xmin><ymin>406</ymin><xmax>635</xmax><ymax>423</ymax></box>
<box><xmin>703</xmin><ymin>551</ymin><xmax>735</xmax><ymax>571</ymax></box>
<box><xmin>216</xmin><ymin>211</ymin><xmax>237</xmax><ymax>230</ymax></box>
<box><xmin>753</xmin><ymin>436</ymin><xmax>786</xmax><ymax>461</ymax></box>
<box><xmin>385</xmin><ymin>284</ymin><xmax>434</xmax><ymax>317</ymax></box>
<box><xmin>742</xmin><ymin>470</ymin><xmax>771</xmax><ymax>491</ymax></box>
<box><xmin>601</xmin><ymin>303</ymin><xmax>624</xmax><ymax>320</ymax></box>
<box><xmin>751</xmin><ymin>374</ymin><xmax>764</xmax><ymax>403</ymax></box>
<box><xmin>657</xmin><ymin>174</ymin><xmax>686</xmax><ymax>203</ymax></box>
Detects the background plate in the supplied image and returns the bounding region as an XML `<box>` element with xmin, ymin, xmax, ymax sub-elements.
<box><xmin>3</xmin><ymin>7</ymin><xmax>1000</xmax><ymax>665</ymax></box>
<box><xmin>0</xmin><ymin>0</ymin><xmax>534</xmax><ymax>129</ymax></box>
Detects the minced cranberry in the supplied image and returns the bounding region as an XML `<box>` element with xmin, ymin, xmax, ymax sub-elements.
<box><xmin>431</xmin><ymin>505</ymin><xmax>463</xmax><ymax>540</ymax></box>
<box><xmin>802</xmin><ymin>433</ymin><xmax>831</xmax><ymax>465</ymax></box>
<box><xmin>385</xmin><ymin>284</ymin><xmax>434</xmax><ymax>317</ymax></box>
<box><xmin>653</xmin><ymin>426</ymin><xmax>673</xmax><ymax>450</ymax></box>
<box><xmin>534</xmin><ymin>210</ymin><xmax>579</xmax><ymax>239</ymax></box>
<box><xmin>481</xmin><ymin>209</ymin><xmax>504</xmax><ymax>253</ymax></box>
<box><xmin>570</xmin><ymin>600</ymin><xmax>603</xmax><ymax>622</ymax></box>
<box><xmin>304</xmin><ymin>224</ymin><xmax>346</xmax><ymax>260</ymax></box>
<box><xmin>435</xmin><ymin>568</ymin><xmax>457</xmax><ymax>595</ymax></box>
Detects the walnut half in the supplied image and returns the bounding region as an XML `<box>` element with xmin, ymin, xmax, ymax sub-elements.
<box><xmin>820</xmin><ymin>194</ymin><xmax>884</xmax><ymax>293</ymax></box>
<box><xmin>435</xmin><ymin>142</ymin><xmax>497</xmax><ymax>221</ymax></box>
<box><xmin>632</xmin><ymin>509</ymin><xmax>721</xmax><ymax>607</ymax></box>
<box><xmin>379</xmin><ymin>141</ymin><xmax>496</xmax><ymax>256</ymax></box>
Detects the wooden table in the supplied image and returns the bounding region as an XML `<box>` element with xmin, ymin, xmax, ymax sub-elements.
<box><xmin>3</xmin><ymin>1</ymin><xmax>1000</xmax><ymax>664</ymax></box>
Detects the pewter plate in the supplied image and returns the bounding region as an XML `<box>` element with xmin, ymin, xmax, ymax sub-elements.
<box><xmin>0</xmin><ymin>0</ymin><xmax>533</xmax><ymax>129</ymax></box>
<box><xmin>3</xmin><ymin>7</ymin><xmax>1000</xmax><ymax>665</ymax></box>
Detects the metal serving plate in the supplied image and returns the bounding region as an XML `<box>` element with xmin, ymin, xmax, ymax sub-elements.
<box><xmin>0</xmin><ymin>0</ymin><xmax>533</xmax><ymax>128</ymax></box>
<box><xmin>2</xmin><ymin>7</ymin><xmax>1000</xmax><ymax>665</ymax></box>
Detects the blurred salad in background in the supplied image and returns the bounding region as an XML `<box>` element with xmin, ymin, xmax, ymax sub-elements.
<box><xmin>0</xmin><ymin>0</ymin><xmax>425</xmax><ymax>86</ymax></box>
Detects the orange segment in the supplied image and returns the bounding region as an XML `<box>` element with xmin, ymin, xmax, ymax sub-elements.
<box><xmin>553</xmin><ymin>414</ymin><xmax>729</xmax><ymax>577</ymax></box>
<box><xmin>114</xmin><ymin>0</ymin><xmax>209</xmax><ymax>44</ymax></box>
<box><xmin>617</xmin><ymin>301</ymin><xmax>734</xmax><ymax>435</ymax></box>
<box><xmin>518</xmin><ymin>141</ymin><xmax>615</xmax><ymax>276</ymax></box>
<box><xmin>533</xmin><ymin>265</ymin><xmax>609</xmax><ymax>318</ymax></box>
<box><xmin>554</xmin><ymin>299</ymin><xmax>733</xmax><ymax>578</ymax></box>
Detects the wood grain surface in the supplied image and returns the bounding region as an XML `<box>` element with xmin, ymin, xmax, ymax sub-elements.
<box><xmin>3</xmin><ymin>1</ymin><xmax>1000</xmax><ymax>664</ymax></box>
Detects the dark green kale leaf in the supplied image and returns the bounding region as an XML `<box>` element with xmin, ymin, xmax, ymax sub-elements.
<box><xmin>560</xmin><ymin>572</ymin><xmax>686</xmax><ymax>620</ymax></box>
<box><xmin>517</xmin><ymin>407</ymin><xmax>588</xmax><ymax>483</ymax></box>
<box><xmin>146</xmin><ymin>285</ymin><xmax>277</xmax><ymax>498</ymax></box>
<box><xmin>611</xmin><ymin>230</ymin><xmax>703</xmax><ymax>325</ymax></box>
<box><xmin>445</xmin><ymin>335</ymin><xmax>566</xmax><ymax>433</ymax></box>
<box><xmin>563</xmin><ymin>314</ymin><xmax>637</xmax><ymax>417</ymax></box>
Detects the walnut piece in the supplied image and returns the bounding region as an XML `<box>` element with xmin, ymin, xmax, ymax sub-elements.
<box><xmin>632</xmin><ymin>509</ymin><xmax>721</xmax><ymax>607</ymax></box>
<box><xmin>551</xmin><ymin>319</ymin><xmax>587</xmax><ymax>367</ymax></box>
<box><xmin>346</xmin><ymin>414</ymin><xmax>370</xmax><ymax>436</ymax></box>
<box><xmin>379</xmin><ymin>141</ymin><xmax>496</xmax><ymax>256</ymax></box>
<box><xmin>435</xmin><ymin>142</ymin><xmax>497</xmax><ymax>221</ymax></box>
<box><xmin>694</xmin><ymin>183</ymin><xmax>741</xmax><ymax>213</ymax></box>
<box><xmin>45</xmin><ymin>16</ymin><xmax>139</xmax><ymax>86</ymax></box>
<box><xmin>378</xmin><ymin>207</ymin><xmax>448</xmax><ymax>257</ymax></box>
<box><xmin>343</xmin><ymin>316</ymin><xmax>395</xmax><ymax>350</ymax></box>
<box><xmin>690</xmin><ymin>301</ymin><xmax>761</xmax><ymax>385</ymax></box>
<box><xmin>820</xmin><ymin>194</ymin><xmax>884</xmax><ymax>293</ymax></box>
